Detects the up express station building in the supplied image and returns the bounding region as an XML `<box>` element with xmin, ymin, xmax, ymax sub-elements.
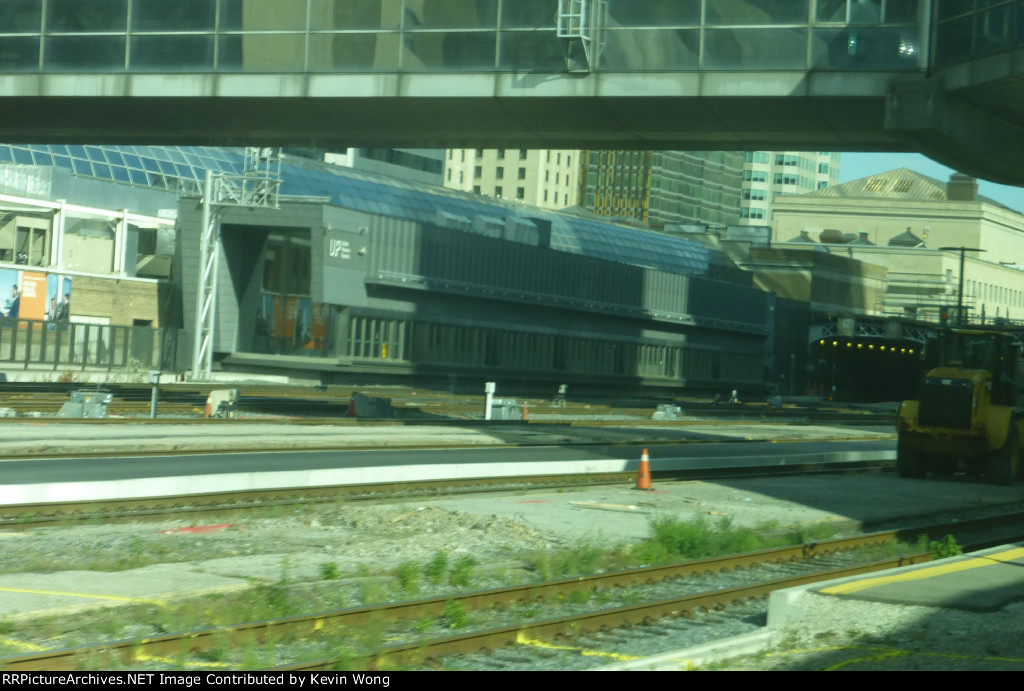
<box><xmin>176</xmin><ymin>152</ymin><xmax>774</xmax><ymax>392</ymax></box>
<box><xmin>0</xmin><ymin>145</ymin><xmax>775</xmax><ymax>393</ymax></box>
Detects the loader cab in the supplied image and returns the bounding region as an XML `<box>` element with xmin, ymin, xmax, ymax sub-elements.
<box><xmin>928</xmin><ymin>330</ymin><xmax>1020</xmax><ymax>406</ymax></box>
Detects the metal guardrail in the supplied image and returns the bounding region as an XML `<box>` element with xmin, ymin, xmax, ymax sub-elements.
<box><xmin>0</xmin><ymin>318</ymin><xmax>171</xmax><ymax>371</ymax></box>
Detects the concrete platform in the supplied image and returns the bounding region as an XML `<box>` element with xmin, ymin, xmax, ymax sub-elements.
<box><xmin>810</xmin><ymin>543</ymin><xmax>1024</xmax><ymax>612</ymax></box>
<box><xmin>602</xmin><ymin>542</ymin><xmax>1024</xmax><ymax>671</ymax></box>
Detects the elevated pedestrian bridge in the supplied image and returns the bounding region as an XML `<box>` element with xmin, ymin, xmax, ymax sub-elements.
<box><xmin>0</xmin><ymin>1</ymin><xmax>1021</xmax><ymax>184</ymax></box>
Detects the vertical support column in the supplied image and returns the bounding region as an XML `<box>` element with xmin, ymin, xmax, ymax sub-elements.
<box><xmin>51</xmin><ymin>200</ymin><xmax>66</xmax><ymax>268</ymax></box>
<box><xmin>114</xmin><ymin>209</ymin><xmax>129</xmax><ymax>275</ymax></box>
<box><xmin>192</xmin><ymin>171</ymin><xmax>219</xmax><ymax>380</ymax></box>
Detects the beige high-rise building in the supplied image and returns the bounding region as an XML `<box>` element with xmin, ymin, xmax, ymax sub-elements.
<box><xmin>740</xmin><ymin>151</ymin><xmax>841</xmax><ymax>224</ymax></box>
<box><xmin>444</xmin><ymin>148</ymin><xmax>580</xmax><ymax>210</ymax></box>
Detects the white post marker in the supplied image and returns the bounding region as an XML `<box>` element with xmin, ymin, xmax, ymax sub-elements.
<box><xmin>484</xmin><ymin>381</ymin><xmax>496</xmax><ymax>421</ymax></box>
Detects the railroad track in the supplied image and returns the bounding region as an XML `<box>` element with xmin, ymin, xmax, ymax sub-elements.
<box><xmin>0</xmin><ymin>382</ymin><xmax>895</xmax><ymax>423</ymax></box>
<box><xmin>4</xmin><ymin>512</ymin><xmax>1019</xmax><ymax>672</ymax></box>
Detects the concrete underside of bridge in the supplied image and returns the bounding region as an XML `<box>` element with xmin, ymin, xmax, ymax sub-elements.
<box><xmin>0</xmin><ymin>68</ymin><xmax>1021</xmax><ymax>185</ymax></box>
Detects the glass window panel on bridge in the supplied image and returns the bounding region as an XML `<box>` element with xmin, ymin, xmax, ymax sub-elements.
<box><xmin>218</xmin><ymin>33</ymin><xmax>308</xmax><ymax>72</ymax></box>
<box><xmin>707</xmin><ymin>0</ymin><xmax>811</xmax><ymax>25</ymax></box>
<box><xmin>43</xmin><ymin>35</ymin><xmax>126</xmax><ymax>72</ymax></box>
<box><xmin>934</xmin><ymin>0</ymin><xmax>1022</xmax><ymax>65</ymax></box>
<box><xmin>938</xmin><ymin>0</ymin><xmax>980</xmax><ymax>22</ymax></box>
<box><xmin>500</xmin><ymin>0</ymin><xmax>558</xmax><ymax>29</ymax></box>
<box><xmin>219</xmin><ymin>0</ymin><xmax>307</xmax><ymax>31</ymax></box>
<box><xmin>401</xmin><ymin>0</ymin><xmax>500</xmax><ymax>29</ymax></box>
<box><xmin>600</xmin><ymin>29</ymin><xmax>699</xmax><ymax>70</ymax></box>
<box><xmin>130</xmin><ymin>35</ymin><xmax>215</xmax><ymax>72</ymax></box>
<box><xmin>498</xmin><ymin>30</ymin><xmax>565</xmax><ymax>71</ymax></box>
<box><xmin>703</xmin><ymin>28</ymin><xmax>810</xmax><ymax>69</ymax></box>
<box><xmin>0</xmin><ymin>37</ymin><xmax>39</xmax><ymax>71</ymax></box>
<box><xmin>935</xmin><ymin>13</ymin><xmax>978</xmax><ymax>63</ymax></box>
<box><xmin>604</xmin><ymin>0</ymin><xmax>701</xmax><ymax>26</ymax></box>
<box><xmin>44</xmin><ymin>0</ymin><xmax>127</xmax><ymax>32</ymax></box>
<box><xmin>973</xmin><ymin>2</ymin><xmax>1017</xmax><ymax>56</ymax></box>
<box><xmin>0</xmin><ymin>0</ymin><xmax>41</xmax><ymax>33</ymax></box>
<box><xmin>309</xmin><ymin>0</ymin><xmax>402</xmax><ymax>30</ymax></box>
<box><xmin>308</xmin><ymin>33</ymin><xmax>402</xmax><ymax>71</ymax></box>
<box><xmin>401</xmin><ymin>30</ymin><xmax>497</xmax><ymax>70</ymax></box>
<box><xmin>812</xmin><ymin>26</ymin><xmax>919</xmax><ymax>69</ymax></box>
<box><xmin>130</xmin><ymin>0</ymin><xmax>216</xmax><ymax>32</ymax></box>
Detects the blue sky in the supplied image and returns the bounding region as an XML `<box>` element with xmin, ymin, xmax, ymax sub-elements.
<box><xmin>839</xmin><ymin>152</ymin><xmax>1024</xmax><ymax>214</ymax></box>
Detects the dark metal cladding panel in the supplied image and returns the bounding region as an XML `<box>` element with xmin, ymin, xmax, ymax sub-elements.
<box><xmin>918</xmin><ymin>377</ymin><xmax>973</xmax><ymax>429</ymax></box>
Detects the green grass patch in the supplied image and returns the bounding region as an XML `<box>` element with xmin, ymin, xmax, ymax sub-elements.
<box><xmin>395</xmin><ymin>561</ymin><xmax>421</xmax><ymax>593</ymax></box>
<box><xmin>929</xmin><ymin>534</ymin><xmax>962</xmax><ymax>559</ymax></box>
<box><xmin>443</xmin><ymin>600</ymin><xmax>470</xmax><ymax>629</ymax></box>
<box><xmin>423</xmin><ymin>551</ymin><xmax>448</xmax><ymax>585</ymax></box>
<box><xmin>449</xmin><ymin>556</ymin><xmax>477</xmax><ymax>588</ymax></box>
<box><xmin>641</xmin><ymin>515</ymin><xmax>768</xmax><ymax>560</ymax></box>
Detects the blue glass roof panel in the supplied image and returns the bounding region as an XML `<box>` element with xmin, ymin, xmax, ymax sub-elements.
<box><xmin>1</xmin><ymin>144</ymin><xmax>710</xmax><ymax>277</ymax></box>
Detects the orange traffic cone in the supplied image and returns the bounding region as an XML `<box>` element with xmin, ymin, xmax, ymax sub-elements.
<box><xmin>635</xmin><ymin>448</ymin><xmax>652</xmax><ymax>491</ymax></box>
<box><xmin>203</xmin><ymin>394</ymin><xmax>212</xmax><ymax>419</ymax></box>
<box><xmin>522</xmin><ymin>403</ymin><xmax>529</xmax><ymax>421</ymax></box>
<box><xmin>347</xmin><ymin>394</ymin><xmax>357</xmax><ymax>418</ymax></box>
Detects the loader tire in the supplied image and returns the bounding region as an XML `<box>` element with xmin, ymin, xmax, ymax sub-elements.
<box><xmin>987</xmin><ymin>426</ymin><xmax>1018</xmax><ymax>486</ymax></box>
<box><xmin>897</xmin><ymin>438</ymin><xmax>926</xmax><ymax>479</ymax></box>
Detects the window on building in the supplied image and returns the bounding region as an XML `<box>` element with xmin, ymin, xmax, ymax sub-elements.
<box><xmin>497</xmin><ymin>149</ymin><xmax>505</xmax><ymax>160</ymax></box>
<box><xmin>516</xmin><ymin>187</ymin><xmax>525</xmax><ymax>200</ymax></box>
<box><xmin>473</xmin><ymin>185</ymin><xmax>480</xmax><ymax>194</ymax></box>
<box><xmin>0</xmin><ymin>222</ymin><xmax>51</xmax><ymax>267</ymax></box>
<box><xmin>459</xmin><ymin>172</ymin><xmax>464</xmax><ymax>184</ymax></box>
<box><xmin>495</xmin><ymin>186</ymin><xmax>502</xmax><ymax>197</ymax></box>
<box><xmin>475</xmin><ymin>149</ymin><xmax>483</xmax><ymax>157</ymax></box>
<box><xmin>519</xmin><ymin>149</ymin><xmax>527</xmax><ymax>160</ymax></box>
<box><xmin>518</xmin><ymin>168</ymin><xmax>526</xmax><ymax>180</ymax></box>
<box><xmin>474</xmin><ymin>166</ymin><xmax>481</xmax><ymax>178</ymax></box>
<box><xmin>262</xmin><ymin>230</ymin><xmax>311</xmax><ymax>297</ymax></box>
<box><xmin>496</xmin><ymin>167</ymin><xmax>504</xmax><ymax>179</ymax></box>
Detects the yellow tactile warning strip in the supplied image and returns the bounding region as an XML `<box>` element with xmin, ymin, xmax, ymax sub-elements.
<box><xmin>821</xmin><ymin>546</ymin><xmax>1024</xmax><ymax>596</ymax></box>
<box><xmin>515</xmin><ymin>632</ymin><xmax>641</xmax><ymax>661</ymax></box>
<box><xmin>0</xmin><ymin>586</ymin><xmax>167</xmax><ymax>607</ymax></box>
<box><xmin>0</xmin><ymin>637</ymin><xmax>47</xmax><ymax>652</ymax></box>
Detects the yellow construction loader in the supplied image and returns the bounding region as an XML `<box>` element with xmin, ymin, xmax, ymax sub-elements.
<box><xmin>897</xmin><ymin>329</ymin><xmax>1024</xmax><ymax>484</ymax></box>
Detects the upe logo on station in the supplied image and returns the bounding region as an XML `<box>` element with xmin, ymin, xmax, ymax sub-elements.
<box><xmin>328</xmin><ymin>239</ymin><xmax>351</xmax><ymax>260</ymax></box>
